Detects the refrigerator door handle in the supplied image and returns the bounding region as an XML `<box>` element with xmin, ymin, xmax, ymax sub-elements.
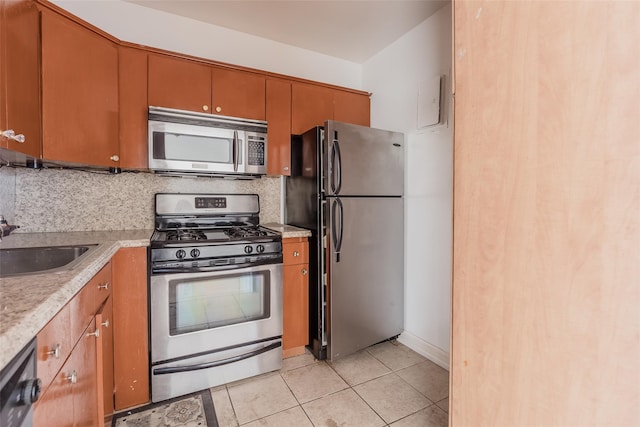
<box><xmin>329</xmin><ymin>138</ymin><xmax>342</xmax><ymax>195</ymax></box>
<box><xmin>331</xmin><ymin>198</ymin><xmax>344</xmax><ymax>262</ymax></box>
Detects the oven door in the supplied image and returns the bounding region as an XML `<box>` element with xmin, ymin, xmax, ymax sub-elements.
<box><xmin>148</xmin><ymin>120</ymin><xmax>246</xmax><ymax>174</ymax></box>
<box><xmin>150</xmin><ymin>263</ymin><xmax>282</xmax><ymax>363</ymax></box>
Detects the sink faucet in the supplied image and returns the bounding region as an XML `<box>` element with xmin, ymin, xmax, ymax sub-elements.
<box><xmin>0</xmin><ymin>215</ymin><xmax>20</xmax><ymax>240</ymax></box>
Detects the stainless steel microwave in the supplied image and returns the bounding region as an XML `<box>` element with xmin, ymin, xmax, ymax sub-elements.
<box><xmin>148</xmin><ymin>106</ymin><xmax>267</xmax><ymax>178</ymax></box>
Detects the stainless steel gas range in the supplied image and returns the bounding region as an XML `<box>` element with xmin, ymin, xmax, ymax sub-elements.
<box><xmin>149</xmin><ymin>193</ymin><xmax>283</xmax><ymax>403</ymax></box>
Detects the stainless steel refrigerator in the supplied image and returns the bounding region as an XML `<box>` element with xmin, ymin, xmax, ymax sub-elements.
<box><xmin>285</xmin><ymin>120</ymin><xmax>404</xmax><ymax>361</ymax></box>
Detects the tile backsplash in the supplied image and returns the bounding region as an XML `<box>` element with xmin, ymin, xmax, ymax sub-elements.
<box><xmin>5</xmin><ymin>167</ymin><xmax>281</xmax><ymax>233</ymax></box>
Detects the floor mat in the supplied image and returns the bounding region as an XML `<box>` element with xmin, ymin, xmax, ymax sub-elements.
<box><xmin>112</xmin><ymin>389</ymin><xmax>218</xmax><ymax>427</ymax></box>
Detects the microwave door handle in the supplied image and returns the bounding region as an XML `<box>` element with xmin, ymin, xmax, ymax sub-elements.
<box><xmin>233</xmin><ymin>130</ymin><xmax>239</xmax><ymax>172</ymax></box>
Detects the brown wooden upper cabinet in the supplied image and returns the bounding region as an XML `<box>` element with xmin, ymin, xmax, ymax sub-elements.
<box><xmin>40</xmin><ymin>8</ymin><xmax>119</xmax><ymax>168</ymax></box>
<box><xmin>148</xmin><ymin>54</ymin><xmax>211</xmax><ymax>113</ymax></box>
<box><xmin>266</xmin><ymin>78</ymin><xmax>292</xmax><ymax>175</ymax></box>
<box><xmin>148</xmin><ymin>55</ymin><xmax>266</xmax><ymax>120</ymax></box>
<box><xmin>211</xmin><ymin>66</ymin><xmax>265</xmax><ymax>120</ymax></box>
<box><xmin>0</xmin><ymin>0</ymin><xmax>41</xmax><ymax>158</ymax></box>
<box><xmin>118</xmin><ymin>46</ymin><xmax>148</xmax><ymax>170</ymax></box>
<box><xmin>291</xmin><ymin>83</ymin><xmax>335</xmax><ymax>135</ymax></box>
<box><xmin>334</xmin><ymin>89</ymin><xmax>370</xmax><ymax>127</ymax></box>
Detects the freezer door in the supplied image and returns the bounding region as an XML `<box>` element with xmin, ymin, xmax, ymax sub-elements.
<box><xmin>326</xmin><ymin>196</ymin><xmax>404</xmax><ymax>360</ymax></box>
<box><xmin>324</xmin><ymin>121</ymin><xmax>404</xmax><ymax>197</ymax></box>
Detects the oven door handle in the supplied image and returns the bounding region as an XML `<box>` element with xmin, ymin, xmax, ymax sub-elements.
<box><xmin>152</xmin><ymin>341</ymin><xmax>281</xmax><ymax>375</ymax></box>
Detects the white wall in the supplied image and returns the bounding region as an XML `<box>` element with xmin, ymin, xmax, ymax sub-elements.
<box><xmin>363</xmin><ymin>4</ymin><xmax>452</xmax><ymax>369</ymax></box>
<box><xmin>51</xmin><ymin>0</ymin><xmax>362</xmax><ymax>89</ymax></box>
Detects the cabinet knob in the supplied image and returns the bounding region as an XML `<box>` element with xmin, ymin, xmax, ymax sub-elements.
<box><xmin>101</xmin><ymin>319</ymin><xmax>110</xmax><ymax>328</ymax></box>
<box><xmin>110</xmin><ymin>155</ymin><xmax>119</xmax><ymax>162</ymax></box>
<box><xmin>301</xmin><ymin>268</ymin><xmax>308</xmax><ymax>276</ymax></box>
<box><xmin>215</xmin><ymin>106</ymin><xmax>222</xmax><ymax>113</ymax></box>
<box><xmin>86</xmin><ymin>328</ymin><xmax>100</xmax><ymax>338</ymax></box>
<box><xmin>98</xmin><ymin>282</ymin><xmax>109</xmax><ymax>290</ymax></box>
<box><xmin>283</xmin><ymin>166</ymin><xmax>289</xmax><ymax>171</ymax></box>
<box><xmin>202</xmin><ymin>105</ymin><xmax>209</xmax><ymax>112</ymax></box>
<box><xmin>293</xmin><ymin>251</ymin><xmax>299</xmax><ymax>257</ymax></box>
<box><xmin>46</xmin><ymin>343</ymin><xmax>61</xmax><ymax>359</ymax></box>
<box><xmin>64</xmin><ymin>370</ymin><xmax>78</xmax><ymax>384</ymax></box>
<box><xmin>1</xmin><ymin>129</ymin><xmax>25</xmax><ymax>143</ymax></box>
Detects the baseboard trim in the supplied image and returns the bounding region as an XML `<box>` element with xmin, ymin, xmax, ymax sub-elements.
<box><xmin>397</xmin><ymin>331</ymin><xmax>450</xmax><ymax>370</ymax></box>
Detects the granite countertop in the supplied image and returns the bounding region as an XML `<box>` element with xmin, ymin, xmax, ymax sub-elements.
<box><xmin>262</xmin><ymin>223</ymin><xmax>312</xmax><ymax>238</ymax></box>
<box><xmin>0</xmin><ymin>230</ymin><xmax>153</xmax><ymax>370</ymax></box>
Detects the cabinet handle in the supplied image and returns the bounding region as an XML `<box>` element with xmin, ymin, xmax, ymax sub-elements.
<box><xmin>110</xmin><ymin>155</ymin><xmax>119</xmax><ymax>162</ymax></box>
<box><xmin>202</xmin><ymin>105</ymin><xmax>209</xmax><ymax>112</ymax></box>
<box><xmin>98</xmin><ymin>282</ymin><xmax>109</xmax><ymax>290</ymax></box>
<box><xmin>101</xmin><ymin>319</ymin><xmax>110</xmax><ymax>328</ymax></box>
<box><xmin>86</xmin><ymin>328</ymin><xmax>100</xmax><ymax>338</ymax></box>
<box><xmin>64</xmin><ymin>370</ymin><xmax>78</xmax><ymax>384</ymax></box>
<box><xmin>46</xmin><ymin>344</ymin><xmax>61</xmax><ymax>359</ymax></box>
<box><xmin>215</xmin><ymin>106</ymin><xmax>222</xmax><ymax>113</ymax></box>
<box><xmin>293</xmin><ymin>251</ymin><xmax>299</xmax><ymax>257</ymax></box>
<box><xmin>1</xmin><ymin>129</ymin><xmax>25</xmax><ymax>143</ymax></box>
<box><xmin>301</xmin><ymin>268</ymin><xmax>308</xmax><ymax>276</ymax></box>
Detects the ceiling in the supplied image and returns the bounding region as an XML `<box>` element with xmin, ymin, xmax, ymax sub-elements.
<box><xmin>125</xmin><ymin>0</ymin><xmax>448</xmax><ymax>63</ymax></box>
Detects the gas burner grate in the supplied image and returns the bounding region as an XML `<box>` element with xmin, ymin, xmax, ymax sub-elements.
<box><xmin>166</xmin><ymin>229</ymin><xmax>207</xmax><ymax>241</ymax></box>
<box><xmin>225</xmin><ymin>226</ymin><xmax>269</xmax><ymax>239</ymax></box>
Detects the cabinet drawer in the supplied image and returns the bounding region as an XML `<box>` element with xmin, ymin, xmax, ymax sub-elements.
<box><xmin>70</xmin><ymin>263</ymin><xmax>111</xmax><ymax>342</ymax></box>
<box><xmin>283</xmin><ymin>241</ymin><xmax>309</xmax><ymax>265</ymax></box>
<box><xmin>37</xmin><ymin>304</ymin><xmax>72</xmax><ymax>393</ymax></box>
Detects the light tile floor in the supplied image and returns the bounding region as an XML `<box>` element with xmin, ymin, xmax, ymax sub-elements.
<box><xmin>210</xmin><ymin>341</ymin><xmax>449</xmax><ymax>427</ymax></box>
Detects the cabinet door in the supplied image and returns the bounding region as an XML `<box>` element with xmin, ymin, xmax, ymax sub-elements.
<box><xmin>333</xmin><ymin>90</ymin><xmax>370</xmax><ymax>127</ymax></box>
<box><xmin>283</xmin><ymin>264</ymin><xmax>309</xmax><ymax>357</ymax></box>
<box><xmin>34</xmin><ymin>365</ymin><xmax>75</xmax><ymax>426</ymax></box>
<box><xmin>96</xmin><ymin>296</ymin><xmax>114</xmax><ymax>423</ymax></box>
<box><xmin>73</xmin><ymin>318</ymin><xmax>100</xmax><ymax>427</ymax></box>
<box><xmin>291</xmin><ymin>83</ymin><xmax>334</xmax><ymax>135</ymax></box>
<box><xmin>119</xmin><ymin>46</ymin><xmax>148</xmax><ymax>169</ymax></box>
<box><xmin>148</xmin><ymin>54</ymin><xmax>211</xmax><ymax>114</ymax></box>
<box><xmin>112</xmin><ymin>247</ymin><xmax>149</xmax><ymax>410</ymax></box>
<box><xmin>40</xmin><ymin>9</ymin><xmax>119</xmax><ymax>168</ymax></box>
<box><xmin>2</xmin><ymin>0</ymin><xmax>41</xmax><ymax>157</ymax></box>
<box><xmin>211</xmin><ymin>66</ymin><xmax>265</xmax><ymax>120</ymax></box>
<box><xmin>37</xmin><ymin>304</ymin><xmax>72</xmax><ymax>395</ymax></box>
<box><xmin>266</xmin><ymin>78</ymin><xmax>292</xmax><ymax>175</ymax></box>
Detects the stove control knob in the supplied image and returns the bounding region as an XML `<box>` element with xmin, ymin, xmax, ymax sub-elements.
<box><xmin>176</xmin><ymin>249</ymin><xmax>186</xmax><ymax>259</ymax></box>
<box><xmin>190</xmin><ymin>249</ymin><xmax>200</xmax><ymax>258</ymax></box>
<box><xmin>244</xmin><ymin>245</ymin><xmax>253</xmax><ymax>254</ymax></box>
<box><xmin>256</xmin><ymin>244</ymin><xmax>265</xmax><ymax>253</ymax></box>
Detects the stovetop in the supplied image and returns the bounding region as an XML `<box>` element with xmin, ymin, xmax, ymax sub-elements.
<box><xmin>151</xmin><ymin>225</ymin><xmax>280</xmax><ymax>246</ymax></box>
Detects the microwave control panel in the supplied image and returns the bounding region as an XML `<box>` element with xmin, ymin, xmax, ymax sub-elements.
<box><xmin>247</xmin><ymin>136</ymin><xmax>266</xmax><ymax>166</ymax></box>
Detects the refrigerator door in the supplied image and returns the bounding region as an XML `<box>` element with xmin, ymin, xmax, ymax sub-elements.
<box><xmin>326</xmin><ymin>196</ymin><xmax>404</xmax><ymax>360</ymax></box>
<box><xmin>324</xmin><ymin>121</ymin><xmax>404</xmax><ymax>197</ymax></box>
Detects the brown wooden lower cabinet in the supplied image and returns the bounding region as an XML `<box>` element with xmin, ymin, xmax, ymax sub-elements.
<box><xmin>112</xmin><ymin>247</ymin><xmax>149</xmax><ymax>410</ymax></box>
<box><xmin>282</xmin><ymin>237</ymin><xmax>310</xmax><ymax>358</ymax></box>
<box><xmin>96</xmin><ymin>296</ymin><xmax>114</xmax><ymax>424</ymax></box>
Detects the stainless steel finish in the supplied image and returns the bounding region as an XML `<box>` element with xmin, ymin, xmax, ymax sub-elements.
<box><xmin>323</xmin><ymin>121</ymin><xmax>404</xmax><ymax>197</ymax></box>
<box><xmin>150</xmin><ymin>263</ymin><xmax>283</xmax><ymax>363</ymax></box>
<box><xmin>0</xmin><ymin>214</ymin><xmax>20</xmax><ymax>240</ymax></box>
<box><xmin>101</xmin><ymin>320</ymin><xmax>110</xmax><ymax>328</ymax></box>
<box><xmin>86</xmin><ymin>329</ymin><xmax>100</xmax><ymax>338</ymax></box>
<box><xmin>301</xmin><ymin>268</ymin><xmax>308</xmax><ymax>275</ymax></box>
<box><xmin>97</xmin><ymin>282</ymin><xmax>109</xmax><ymax>290</ymax></box>
<box><xmin>326</xmin><ymin>197</ymin><xmax>404</xmax><ymax>360</ymax></box>
<box><xmin>1</xmin><ymin>129</ymin><xmax>25</xmax><ymax>143</ymax></box>
<box><xmin>0</xmin><ymin>245</ymin><xmax>99</xmax><ymax>278</ymax></box>
<box><xmin>148</xmin><ymin>106</ymin><xmax>267</xmax><ymax>177</ymax></box>
<box><xmin>151</xmin><ymin>338</ymin><xmax>282</xmax><ymax>402</ymax></box>
<box><xmin>155</xmin><ymin>193</ymin><xmax>260</xmax><ymax>217</ymax></box>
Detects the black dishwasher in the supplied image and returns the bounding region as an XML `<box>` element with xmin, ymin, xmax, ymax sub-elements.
<box><xmin>0</xmin><ymin>338</ymin><xmax>41</xmax><ymax>427</ymax></box>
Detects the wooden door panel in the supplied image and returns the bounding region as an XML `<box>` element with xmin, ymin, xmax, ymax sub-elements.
<box><xmin>148</xmin><ymin>54</ymin><xmax>211</xmax><ymax>114</ymax></box>
<box><xmin>96</xmin><ymin>296</ymin><xmax>114</xmax><ymax>422</ymax></box>
<box><xmin>119</xmin><ymin>46</ymin><xmax>148</xmax><ymax>169</ymax></box>
<box><xmin>41</xmin><ymin>9</ymin><xmax>118</xmax><ymax>167</ymax></box>
<box><xmin>266</xmin><ymin>78</ymin><xmax>292</xmax><ymax>175</ymax></box>
<box><xmin>211</xmin><ymin>67</ymin><xmax>265</xmax><ymax>120</ymax></box>
<box><xmin>283</xmin><ymin>264</ymin><xmax>309</xmax><ymax>356</ymax></box>
<box><xmin>291</xmin><ymin>83</ymin><xmax>334</xmax><ymax>135</ymax></box>
<box><xmin>333</xmin><ymin>90</ymin><xmax>370</xmax><ymax>127</ymax></box>
<box><xmin>34</xmin><ymin>369</ymin><xmax>74</xmax><ymax>427</ymax></box>
<box><xmin>3</xmin><ymin>0</ymin><xmax>41</xmax><ymax>157</ymax></box>
<box><xmin>112</xmin><ymin>247</ymin><xmax>149</xmax><ymax>410</ymax></box>
<box><xmin>72</xmin><ymin>319</ymin><xmax>99</xmax><ymax>427</ymax></box>
<box><xmin>37</xmin><ymin>304</ymin><xmax>71</xmax><ymax>395</ymax></box>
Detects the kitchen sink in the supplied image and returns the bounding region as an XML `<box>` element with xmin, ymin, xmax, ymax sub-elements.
<box><xmin>0</xmin><ymin>245</ymin><xmax>98</xmax><ymax>278</ymax></box>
